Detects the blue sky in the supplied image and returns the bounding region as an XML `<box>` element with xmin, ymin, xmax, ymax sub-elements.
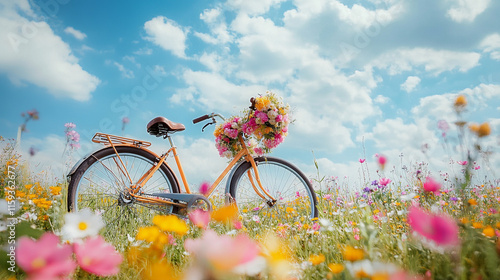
<box><xmin>1</xmin><ymin>0</ymin><xmax>499</xmax><ymax>189</ymax></box>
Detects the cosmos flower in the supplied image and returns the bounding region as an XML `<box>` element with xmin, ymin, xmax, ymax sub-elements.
<box><xmin>16</xmin><ymin>232</ymin><xmax>77</xmax><ymax>279</ymax></box>
<box><xmin>188</xmin><ymin>209</ymin><xmax>210</xmax><ymax>229</ymax></box>
<box><xmin>423</xmin><ymin>177</ymin><xmax>441</xmax><ymax>194</ymax></box>
<box><xmin>184</xmin><ymin>229</ymin><xmax>260</xmax><ymax>273</ymax></box>
<box><xmin>74</xmin><ymin>235</ymin><xmax>123</xmax><ymax>276</ymax></box>
<box><xmin>62</xmin><ymin>208</ymin><xmax>104</xmax><ymax>242</ymax></box>
<box><xmin>407</xmin><ymin>206</ymin><xmax>459</xmax><ymax>248</ymax></box>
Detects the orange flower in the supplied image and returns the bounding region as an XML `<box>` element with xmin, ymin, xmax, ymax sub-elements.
<box><xmin>454</xmin><ymin>94</ymin><xmax>467</xmax><ymax>111</ymax></box>
<box><xmin>469</xmin><ymin>123</ymin><xmax>479</xmax><ymax>133</ymax></box>
<box><xmin>342</xmin><ymin>246</ymin><xmax>364</xmax><ymax>262</ymax></box>
<box><xmin>211</xmin><ymin>203</ymin><xmax>238</xmax><ymax>224</ymax></box>
<box><xmin>482</xmin><ymin>226</ymin><xmax>495</xmax><ymax>238</ymax></box>
<box><xmin>468</xmin><ymin>199</ymin><xmax>477</xmax><ymax>206</ymax></box>
<box><xmin>477</xmin><ymin>122</ymin><xmax>491</xmax><ymax>138</ymax></box>
<box><xmin>472</xmin><ymin>222</ymin><xmax>483</xmax><ymax>229</ymax></box>
<box><xmin>328</xmin><ymin>263</ymin><xmax>344</xmax><ymax>274</ymax></box>
<box><xmin>308</xmin><ymin>254</ymin><xmax>325</xmax><ymax>265</ymax></box>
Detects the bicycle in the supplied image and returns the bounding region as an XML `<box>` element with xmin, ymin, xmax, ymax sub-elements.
<box><xmin>66</xmin><ymin>98</ymin><xmax>318</xmax><ymax>232</ymax></box>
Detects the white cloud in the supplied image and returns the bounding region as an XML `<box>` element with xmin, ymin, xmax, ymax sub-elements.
<box><xmin>64</xmin><ymin>26</ymin><xmax>87</xmax><ymax>40</ymax></box>
<box><xmin>480</xmin><ymin>33</ymin><xmax>500</xmax><ymax>61</ymax></box>
<box><xmin>195</xmin><ymin>7</ymin><xmax>232</xmax><ymax>44</ymax></box>
<box><xmin>371</xmin><ymin>48</ymin><xmax>480</xmax><ymax>75</ymax></box>
<box><xmin>171</xmin><ymin>69</ymin><xmax>266</xmax><ymax>112</ymax></box>
<box><xmin>112</xmin><ymin>61</ymin><xmax>134</xmax><ymax>79</ymax></box>
<box><xmin>401</xmin><ymin>76</ymin><xmax>421</xmax><ymax>93</ymax></box>
<box><xmin>446</xmin><ymin>0</ymin><xmax>491</xmax><ymax>23</ymax></box>
<box><xmin>144</xmin><ymin>16</ymin><xmax>189</xmax><ymax>58</ymax></box>
<box><xmin>374</xmin><ymin>95</ymin><xmax>390</xmax><ymax>104</ymax></box>
<box><xmin>0</xmin><ymin>2</ymin><xmax>100</xmax><ymax>101</ymax></box>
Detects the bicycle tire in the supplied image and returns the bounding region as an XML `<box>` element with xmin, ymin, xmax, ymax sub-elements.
<box><xmin>229</xmin><ymin>157</ymin><xmax>318</xmax><ymax>222</ymax></box>
<box><xmin>67</xmin><ymin>146</ymin><xmax>180</xmax><ymax>239</ymax></box>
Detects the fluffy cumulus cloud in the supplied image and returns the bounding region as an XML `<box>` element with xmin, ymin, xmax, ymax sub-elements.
<box><xmin>0</xmin><ymin>0</ymin><xmax>100</xmax><ymax>101</ymax></box>
<box><xmin>144</xmin><ymin>16</ymin><xmax>189</xmax><ymax>58</ymax></box>
<box><xmin>446</xmin><ymin>0</ymin><xmax>491</xmax><ymax>23</ymax></box>
<box><xmin>401</xmin><ymin>76</ymin><xmax>421</xmax><ymax>93</ymax></box>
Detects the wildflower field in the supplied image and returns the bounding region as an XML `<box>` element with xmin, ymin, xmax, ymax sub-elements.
<box><xmin>0</xmin><ymin>95</ymin><xmax>499</xmax><ymax>280</ymax></box>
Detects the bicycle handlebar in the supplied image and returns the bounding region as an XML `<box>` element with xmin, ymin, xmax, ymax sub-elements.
<box><xmin>193</xmin><ymin>97</ymin><xmax>256</xmax><ymax>125</ymax></box>
<box><xmin>193</xmin><ymin>114</ymin><xmax>210</xmax><ymax>124</ymax></box>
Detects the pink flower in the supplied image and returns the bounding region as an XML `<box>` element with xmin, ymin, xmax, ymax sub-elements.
<box><xmin>457</xmin><ymin>161</ymin><xmax>468</xmax><ymax>166</ymax></box>
<box><xmin>184</xmin><ymin>229</ymin><xmax>260</xmax><ymax>272</ymax></box>
<box><xmin>379</xmin><ymin>178</ymin><xmax>391</xmax><ymax>186</ymax></box>
<box><xmin>407</xmin><ymin>206</ymin><xmax>459</xmax><ymax>248</ymax></box>
<box><xmin>122</xmin><ymin>117</ymin><xmax>130</xmax><ymax>124</ymax></box>
<box><xmin>64</xmin><ymin>122</ymin><xmax>76</xmax><ymax>129</ymax></box>
<box><xmin>74</xmin><ymin>235</ymin><xmax>123</xmax><ymax>276</ymax></box>
<box><xmin>16</xmin><ymin>232</ymin><xmax>77</xmax><ymax>280</ymax></box>
<box><xmin>199</xmin><ymin>182</ymin><xmax>211</xmax><ymax>196</ymax></box>
<box><xmin>437</xmin><ymin>120</ymin><xmax>449</xmax><ymax>132</ymax></box>
<box><xmin>377</xmin><ymin>154</ymin><xmax>387</xmax><ymax>169</ymax></box>
<box><xmin>312</xmin><ymin>223</ymin><xmax>320</xmax><ymax>231</ymax></box>
<box><xmin>189</xmin><ymin>209</ymin><xmax>210</xmax><ymax>229</ymax></box>
<box><xmin>423</xmin><ymin>177</ymin><xmax>441</xmax><ymax>194</ymax></box>
<box><xmin>359</xmin><ymin>159</ymin><xmax>366</xmax><ymax>163</ymax></box>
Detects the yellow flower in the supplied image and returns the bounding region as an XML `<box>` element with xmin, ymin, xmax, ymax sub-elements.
<box><xmin>136</xmin><ymin>226</ymin><xmax>162</xmax><ymax>243</ymax></box>
<box><xmin>482</xmin><ymin>226</ymin><xmax>495</xmax><ymax>238</ymax></box>
<box><xmin>211</xmin><ymin>203</ymin><xmax>238</xmax><ymax>224</ymax></box>
<box><xmin>153</xmin><ymin>215</ymin><xmax>189</xmax><ymax>236</ymax></box>
<box><xmin>328</xmin><ymin>263</ymin><xmax>344</xmax><ymax>274</ymax></box>
<box><xmin>49</xmin><ymin>186</ymin><xmax>62</xmax><ymax>196</ymax></box>
<box><xmin>255</xmin><ymin>96</ymin><xmax>271</xmax><ymax>111</ymax></box>
<box><xmin>342</xmin><ymin>246</ymin><xmax>364</xmax><ymax>262</ymax></box>
<box><xmin>142</xmin><ymin>259</ymin><xmax>178</xmax><ymax>280</ymax></box>
<box><xmin>25</xmin><ymin>184</ymin><xmax>33</xmax><ymax>190</ymax></box>
<box><xmin>308</xmin><ymin>253</ymin><xmax>325</xmax><ymax>265</ymax></box>
<box><xmin>477</xmin><ymin>122</ymin><xmax>491</xmax><ymax>138</ymax></box>
<box><xmin>468</xmin><ymin>199</ymin><xmax>477</xmax><ymax>206</ymax></box>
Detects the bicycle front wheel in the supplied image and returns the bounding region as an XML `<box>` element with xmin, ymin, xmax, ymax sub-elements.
<box><xmin>229</xmin><ymin>157</ymin><xmax>318</xmax><ymax>223</ymax></box>
<box><xmin>67</xmin><ymin>146</ymin><xmax>180</xmax><ymax>241</ymax></box>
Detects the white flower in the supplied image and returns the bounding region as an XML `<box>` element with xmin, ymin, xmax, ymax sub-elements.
<box><xmin>252</xmin><ymin>215</ymin><xmax>260</xmax><ymax>223</ymax></box>
<box><xmin>20</xmin><ymin>212</ymin><xmax>37</xmax><ymax>221</ymax></box>
<box><xmin>319</xmin><ymin>218</ymin><xmax>334</xmax><ymax>231</ymax></box>
<box><xmin>62</xmin><ymin>208</ymin><xmax>104</xmax><ymax>242</ymax></box>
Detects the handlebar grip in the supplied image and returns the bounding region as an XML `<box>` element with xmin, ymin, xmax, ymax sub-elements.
<box><xmin>193</xmin><ymin>114</ymin><xmax>210</xmax><ymax>124</ymax></box>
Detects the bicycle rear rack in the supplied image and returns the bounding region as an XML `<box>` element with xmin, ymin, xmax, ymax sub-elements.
<box><xmin>92</xmin><ymin>133</ymin><xmax>151</xmax><ymax>148</ymax></box>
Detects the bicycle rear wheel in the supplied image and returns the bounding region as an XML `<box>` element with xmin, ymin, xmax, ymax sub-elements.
<box><xmin>229</xmin><ymin>157</ymin><xmax>318</xmax><ymax>224</ymax></box>
<box><xmin>67</xmin><ymin>146</ymin><xmax>180</xmax><ymax>242</ymax></box>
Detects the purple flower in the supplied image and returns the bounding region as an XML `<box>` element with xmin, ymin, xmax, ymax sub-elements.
<box><xmin>450</xmin><ymin>197</ymin><xmax>458</xmax><ymax>202</ymax></box>
<box><xmin>371</xmin><ymin>180</ymin><xmax>378</xmax><ymax>186</ymax></box>
<box><xmin>363</xmin><ymin>187</ymin><xmax>371</xmax><ymax>193</ymax></box>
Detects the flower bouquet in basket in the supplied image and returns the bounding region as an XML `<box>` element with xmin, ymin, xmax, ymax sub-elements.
<box><xmin>214</xmin><ymin>92</ymin><xmax>291</xmax><ymax>159</ymax></box>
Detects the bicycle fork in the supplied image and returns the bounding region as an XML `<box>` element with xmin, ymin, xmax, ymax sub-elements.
<box><xmin>240</xmin><ymin>138</ymin><xmax>277</xmax><ymax>206</ymax></box>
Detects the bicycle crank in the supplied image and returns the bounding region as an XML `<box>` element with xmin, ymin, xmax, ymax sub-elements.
<box><xmin>151</xmin><ymin>193</ymin><xmax>212</xmax><ymax>212</ymax></box>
